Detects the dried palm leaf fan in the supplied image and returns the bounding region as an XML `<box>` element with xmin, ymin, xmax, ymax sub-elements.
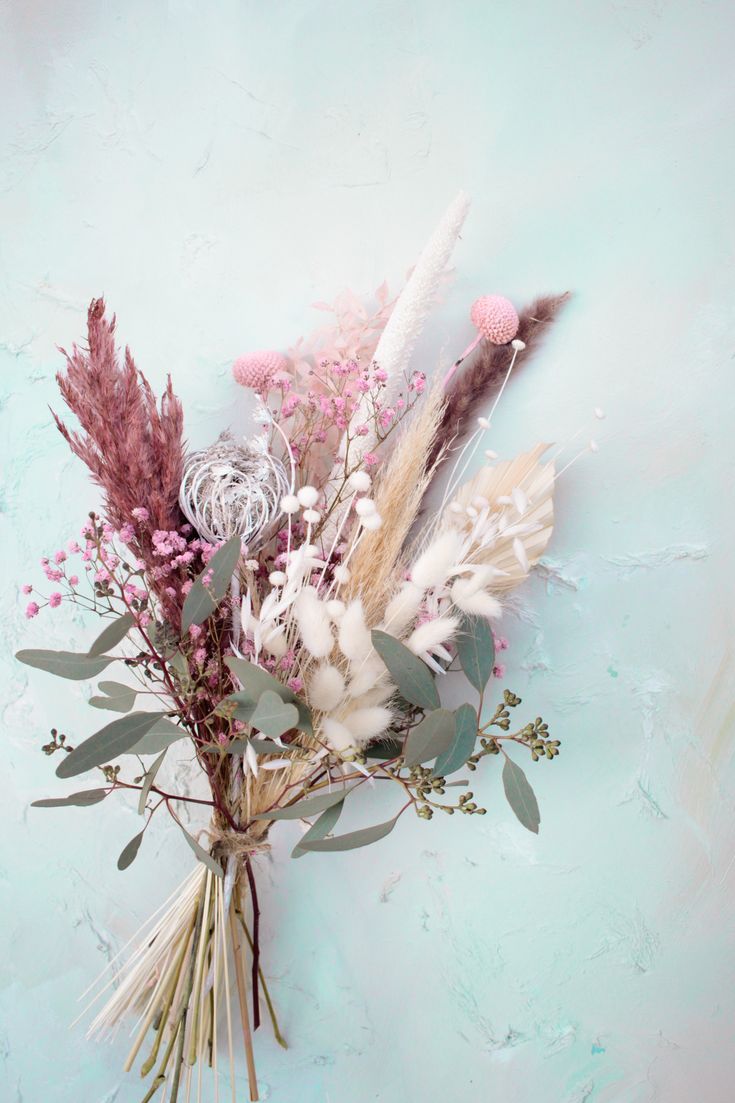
<box><xmin>443</xmin><ymin>443</ymin><xmax>555</xmax><ymax>589</ymax></box>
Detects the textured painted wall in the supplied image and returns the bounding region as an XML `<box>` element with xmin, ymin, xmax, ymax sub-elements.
<box><xmin>2</xmin><ymin>2</ymin><xmax>735</xmax><ymax>1100</ymax></box>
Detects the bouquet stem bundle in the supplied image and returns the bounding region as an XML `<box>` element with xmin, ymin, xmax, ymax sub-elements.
<box><xmin>18</xmin><ymin>196</ymin><xmax>575</xmax><ymax>1099</ymax></box>
<box><xmin>86</xmin><ymin>858</ymin><xmax>279</xmax><ymax>1101</ymax></box>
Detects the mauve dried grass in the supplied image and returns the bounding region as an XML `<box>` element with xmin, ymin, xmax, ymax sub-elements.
<box><xmin>53</xmin><ymin>298</ymin><xmax>188</xmax><ymax>620</ymax></box>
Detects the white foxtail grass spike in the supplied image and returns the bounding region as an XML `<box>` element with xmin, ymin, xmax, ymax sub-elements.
<box><xmin>328</xmin><ymin>191</ymin><xmax>471</xmax><ymax>486</ymax></box>
<box><xmin>368</xmin><ymin>190</ymin><xmax>471</xmax><ymax>411</ymax></box>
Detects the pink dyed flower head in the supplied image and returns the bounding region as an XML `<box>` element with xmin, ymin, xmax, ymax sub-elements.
<box><xmin>25</xmin><ymin>602</ymin><xmax>39</xmax><ymax>619</ymax></box>
<box><xmin>48</xmin><ymin>592</ymin><xmax>62</xmax><ymax>608</ymax></box>
<box><xmin>232</xmin><ymin>350</ymin><xmax>288</xmax><ymax>395</ymax></box>
<box><xmin>470</xmin><ymin>295</ymin><xmax>519</xmax><ymax>345</ymax></box>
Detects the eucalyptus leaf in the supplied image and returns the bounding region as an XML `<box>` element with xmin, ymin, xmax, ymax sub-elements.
<box><xmin>16</xmin><ymin>649</ymin><xmax>115</xmax><ymax>681</ymax></box>
<box><xmin>225</xmin><ymin>657</ymin><xmax>313</xmax><ymax>734</ymax></box>
<box><xmin>403</xmin><ymin>708</ymin><xmax>456</xmax><ymax>768</ymax></box>
<box><xmin>434</xmin><ymin>703</ymin><xmax>478</xmax><ymax>777</ymax></box>
<box><xmin>88</xmin><ymin>612</ymin><xmax>135</xmax><ymax>657</ymax></box>
<box><xmin>89</xmin><ymin>680</ymin><xmax>137</xmax><ymax>713</ymax></box>
<box><xmin>252</xmin><ymin>786</ymin><xmax>354</xmax><ymax>822</ymax></box>
<box><xmin>56</xmin><ymin>712</ymin><xmax>165</xmax><ymax>778</ymax></box>
<box><xmin>181</xmin><ymin>536</ymin><xmax>242</xmax><ymax>634</ymax></box>
<box><xmin>127</xmin><ymin>716</ymin><xmax>188</xmax><ymax>755</ymax></box>
<box><xmin>371</xmin><ymin>630</ymin><xmax>440</xmax><ymax>711</ymax></box>
<box><xmin>32</xmin><ymin>788</ymin><xmax>109</xmax><ymax>809</ymax></box>
<box><xmin>250</xmin><ymin>690</ymin><xmax>299</xmax><ymax>738</ymax></box>
<box><xmin>179</xmin><ymin>824</ymin><xmax>223</xmax><ymax>878</ymax></box>
<box><xmin>299</xmin><ymin>813</ymin><xmax>399</xmax><ymax>853</ymax></box>
<box><xmin>292</xmin><ymin>800</ymin><xmax>344</xmax><ymax>859</ymax></box>
<box><xmin>138</xmin><ymin>750</ymin><xmax>167</xmax><ymax>815</ymax></box>
<box><xmin>117</xmin><ymin>830</ymin><xmax>144</xmax><ymax>870</ymax></box>
<box><xmin>502</xmin><ymin>756</ymin><xmax>541</xmax><ymax>834</ymax></box>
<box><xmin>456</xmin><ymin>614</ymin><xmax>496</xmax><ymax>694</ymax></box>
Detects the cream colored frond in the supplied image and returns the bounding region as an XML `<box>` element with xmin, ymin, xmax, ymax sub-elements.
<box><xmin>445</xmin><ymin>443</ymin><xmax>555</xmax><ymax>592</ymax></box>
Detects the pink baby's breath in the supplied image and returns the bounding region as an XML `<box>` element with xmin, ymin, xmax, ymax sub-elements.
<box><xmin>25</xmin><ymin>602</ymin><xmax>39</xmax><ymax>619</ymax></box>
<box><xmin>48</xmin><ymin>592</ymin><xmax>62</xmax><ymax>608</ymax></box>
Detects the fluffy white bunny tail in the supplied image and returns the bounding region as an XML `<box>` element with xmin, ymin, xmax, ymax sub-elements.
<box><xmin>308</xmin><ymin>664</ymin><xmax>346</xmax><ymax>713</ymax></box>
<box><xmin>294</xmin><ymin>586</ymin><xmax>334</xmax><ymax>658</ymax></box>
<box><xmin>406</xmin><ymin>616</ymin><xmax>459</xmax><ymax>657</ymax></box>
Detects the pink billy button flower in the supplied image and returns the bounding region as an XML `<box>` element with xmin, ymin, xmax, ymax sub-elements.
<box><xmin>232</xmin><ymin>350</ymin><xmax>287</xmax><ymax>396</ymax></box>
<box><xmin>470</xmin><ymin>295</ymin><xmax>519</xmax><ymax>345</ymax></box>
<box><xmin>48</xmin><ymin>592</ymin><xmax>62</xmax><ymax>608</ymax></box>
<box><xmin>443</xmin><ymin>296</ymin><xmax>520</xmax><ymax>389</ymax></box>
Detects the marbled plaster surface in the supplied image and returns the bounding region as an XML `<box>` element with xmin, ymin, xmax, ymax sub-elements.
<box><xmin>2</xmin><ymin>2</ymin><xmax>735</xmax><ymax>1100</ymax></box>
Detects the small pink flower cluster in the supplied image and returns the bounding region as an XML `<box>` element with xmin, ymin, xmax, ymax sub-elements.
<box><xmin>21</xmin><ymin>513</ymin><xmax>179</xmax><ymax>623</ymax></box>
<box><xmin>271</xmin><ymin>356</ymin><xmax>419</xmax><ymax>481</ymax></box>
<box><xmin>493</xmin><ymin>633</ymin><xmax>509</xmax><ymax>679</ymax></box>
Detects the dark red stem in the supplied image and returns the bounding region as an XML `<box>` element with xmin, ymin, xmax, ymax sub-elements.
<box><xmin>245</xmin><ymin>856</ymin><xmax>261</xmax><ymax>1030</ymax></box>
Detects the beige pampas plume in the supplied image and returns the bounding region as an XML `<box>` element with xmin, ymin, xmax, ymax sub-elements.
<box><xmin>343</xmin><ymin>379</ymin><xmax>446</xmax><ymax>626</ymax></box>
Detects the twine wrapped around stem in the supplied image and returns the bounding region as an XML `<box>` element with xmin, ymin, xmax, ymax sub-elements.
<box><xmin>206</xmin><ymin>823</ymin><xmax>272</xmax><ymax>861</ymax></box>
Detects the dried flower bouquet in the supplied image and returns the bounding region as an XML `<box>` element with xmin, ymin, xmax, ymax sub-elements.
<box><xmin>18</xmin><ymin>193</ymin><xmax>576</xmax><ymax>1101</ymax></box>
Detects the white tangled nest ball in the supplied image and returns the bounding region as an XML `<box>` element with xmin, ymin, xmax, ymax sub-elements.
<box><xmin>179</xmin><ymin>432</ymin><xmax>290</xmax><ymax>549</ymax></box>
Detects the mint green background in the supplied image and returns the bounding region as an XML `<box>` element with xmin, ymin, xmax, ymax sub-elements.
<box><xmin>2</xmin><ymin>2</ymin><xmax>734</xmax><ymax>1100</ymax></box>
